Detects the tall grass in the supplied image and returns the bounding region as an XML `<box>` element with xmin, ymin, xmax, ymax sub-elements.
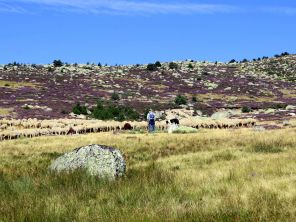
<box><xmin>1</xmin><ymin>128</ymin><xmax>296</xmax><ymax>221</ymax></box>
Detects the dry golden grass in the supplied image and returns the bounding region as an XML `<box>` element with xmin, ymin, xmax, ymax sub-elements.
<box><xmin>0</xmin><ymin>80</ymin><xmax>37</xmax><ymax>88</ymax></box>
<box><xmin>195</xmin><ymin>93</ymin><xmax>278</xmax><ymax>103</ymax></box>
<box><xmin>0</xmin><ymin>108</ymin><xmax>13</xmax><ymax>116</ymax></box>
<box><xmin>1</xmin><ymin>128</ymin><xmax>296</xmax><ymax>221</ymax></box>
<box><xmin>280</xmin><ymin>89</ymin><xmax>296</xmax><ymax>98</ymax></box>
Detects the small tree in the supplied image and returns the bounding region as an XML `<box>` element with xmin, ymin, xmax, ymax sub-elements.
<box><xmin>229</xmin><ymin>59</ymin><xmax>236</xmax><ymax>64</ymax></box>
<box><xmin>72</xmin><ymin>103</ymin><xmax>88</xmax><ymax>115</ymax></box>
<box><xmin>169</xmin><ymin>62</ymin><xmax>178</xmax><ymax>70</ymax></box>
<box><xmin>53</xmin><ymin>60</ymin><xmax>64</xmax><ymax>67</ymax></box>
<box><xmin>192</xmin><ymin>96</ymin><xmax>197</xmax><ymax>102</ymax></box>
<box><xmin>155</xmin><ymin>61</ymin><xmax>162</xmax><ymax>67</ymax></box>
<box><xmin>111</xmin><ymin>92</ymin><xmax>120</xmax><ymax>101</ymax></box>
<box><xmin>47</xmin><ymin>67</ymin><xmax>54</xmax><ymax>72</ymax></box>
<box><xmin>188</xmin><ymin>63</ymin><xmax>194</xmax><ymax>69</ymax></box>
<box><xmin>147</xmin><ymin>63</ymin><xmax>157</xmax><ymax>71</ymax></box>
<box><xmin>241</xmin><ymin>106</ymin><xmax>252</xmax><ymax>113</ymax></box>
<box><xmin>175</xmin><ymin>95</ymin><xmax>188</xmax><ymax>106</ymax></box>
<box><xmin>281</xmin><ymin>52</ymin><xmax>290</xmax><ymax>57</ymax></box>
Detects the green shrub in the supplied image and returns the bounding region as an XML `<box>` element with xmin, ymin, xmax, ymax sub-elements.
<box><xmin>169</xmin><ymin>62</ymin><xmax>178</xmax><ymax>70</ymax></box>
<box><xmin>192</xmin><ymin>96</ymin><xmax>197</xmax><ymax>102</ymax></box>
<box><xmin>23</xmin><ymin>105</ymin><xmax>30</xmax><ymax>110</ymax></box>
<box><xmin>53</xmin><ymin>60</ymin><xmax>63</xmax><ymax>67</ymax></box>
<box><xmin>47</xmin><ymin>67</ymin><xmax>54</xmax><ymax>72</ymax></box>
<box><xmin>147</xmin><ymin>64</ymin><xmax>157</xmax><ymax>71</ymax></box>
<box><xmin>188</xmin><ymin>63</ymin><xmax>194</xmax><ymax>69</ymax></box>
<box><xmin>280</xmin><ymin>52</ymin><xmax>290</xmax><ymax>57</ymax></box>
<box><xmin>155</xmin><ymin>61</ymin><xmax>162</xmax><ymax>67</ymax></box>
<box><xmin>72</xmin><ymin>103</ymin><xmax>88</xmax><ymax>115</ymax></box>
<box><xmin>92</xmin><ymin>102</ymin><xmax>139</xmax><ymax>121</ymax></box>
<box><xmin>111</xmin><ymin>92</ymin><xmax>120</xmax><ymax>101</ymax></box>
<box><xmin>175</xmin><ymin>95</ymin><xmax>188</xmax><ymax>106</ymax></box>
<box><xmin>251</xmin><ymin>141</ymin><xmax>283</xmax><ymax>153</ymax></box>
<box><xmin>242</xmin><ymin>106</ymin><xmax>252</xmax><ymax>113</ymax></box>
<box><xmin>271</xmin><ymin>103</ymin><xmax>287</xmax><ymax>109</ymax></box>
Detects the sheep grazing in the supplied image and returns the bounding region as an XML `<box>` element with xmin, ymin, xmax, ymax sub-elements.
<box><xmin>0</xmin><ymin>117</ymin><xmax>257</xmax><ymax>141</ymax></box>
<box><xmin>168</xmin><ymin>118</ymin><xmax>180</xmax><ymax>125</ymax></box>
<box><xmin>123</xmin><ymin>123</ymin><xmax>133</xmax><ymax>130</ymax></box>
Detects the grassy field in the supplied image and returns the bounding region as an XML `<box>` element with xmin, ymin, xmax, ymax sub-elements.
<box><xmin>1</xmin><ymin>128</ymin><xmax>296</xmax><ymax>221</ymax></box>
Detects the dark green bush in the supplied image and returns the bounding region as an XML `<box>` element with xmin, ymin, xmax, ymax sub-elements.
<box><xmin>242</xmin><ymin>106</ymin><xmax>252</xmax><ymax>113</ymax></box>
<box><xmin>147</xmin><ymin>63</ymin><xmax>157</xmax><ymax>71</ymax></box>
<box><xmin>111</xmin><ymin>92</ymin><xmax>120</xmax><ymax>101</ymax></box>
<box><xmin>175</xmin><ymin>95</ymin><xmax>188</xmax><ymax>106</ymax></box>
<box><xmin>53</xmin><ymin>60</ymin><xmax>64</xmax><ymax>67</ymax></box>
<box><xmin>92</xmin><ymin>101</ymin><xmax>139</xmax><ymax>121</ymax></box>
<box><xmin>188</xmin><ymin>63</ymin><xmax>194</xmax><ymax>69</ymax></box>
<box><xmin>169</xmin><ymin>62</ymin><xmax>178</xmax><ymax>70</ymax></box>
<box><xmin>192</xmin><ymin>96</ymin><xmax>197</xmax><ymax>102</ymax></box>
<box><xmin>23</xmin><ymin>105</ymin><xmax>30</xmax><ymax>110</ymax></box>
<box><xmin>155</xmin><ymin>61</ymin><xmax>162</xmax><ymax>67</ymax></box>
<box><xmin>47</xmin><ymin>67</ymin><xmax>54</xmax><ymax>72</ymax></box>
<box><xmin>271</xmin><ymin>103</ymin><xmax>287</xmax><ymax>109</ymax></box>
<box><xmin>72</xmin><ymin>103</ymin><xmax>88</xmax><ymax>115</ymax></box>
<box><xmin>281</xmin><ymin>52</ymin><xmax>290</xmax><ymax>57</ymax></box>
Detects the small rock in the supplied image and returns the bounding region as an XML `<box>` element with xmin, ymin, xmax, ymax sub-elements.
<box><xmin>286</xmin><ymin>105</ymin><xmax>296</xmax><ymax>110</ymax></box>
<box><xmin>252</xmin><ymin>126</ymin><xmax>266</xmax><ymax>132</ymax></box>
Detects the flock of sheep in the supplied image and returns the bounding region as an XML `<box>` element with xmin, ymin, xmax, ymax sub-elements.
<box><xmin>0</xmin><ymin>118</ymin><xmax>256</xmax><ymax>141</ymax></box>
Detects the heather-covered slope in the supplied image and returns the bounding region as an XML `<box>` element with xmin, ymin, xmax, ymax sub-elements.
<box><xmin>0</xmin><ymin>55</ymin><xmax>295</xmax><ymax>120</ymax></box>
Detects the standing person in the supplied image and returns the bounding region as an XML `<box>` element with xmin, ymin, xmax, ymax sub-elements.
<box><xmin>147</xmin><ymin>109</ymin><xmax>156</xmax><ymax>132</ymax></box>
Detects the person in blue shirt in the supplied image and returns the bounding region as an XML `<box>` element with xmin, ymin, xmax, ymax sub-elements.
<box><xmin>147</xmin><ymin>109</ymin><xmax>156</xmax><ymax>132</ymax></box>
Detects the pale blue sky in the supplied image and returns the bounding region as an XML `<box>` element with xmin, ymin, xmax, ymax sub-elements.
<box><xmin>0</xmin><ymin>0</ymin><xmax>295</xmax><ymax>65</ymax></box>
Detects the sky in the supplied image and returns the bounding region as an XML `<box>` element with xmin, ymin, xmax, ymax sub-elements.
<box><xmin>0</xmin><ymin>0</ymin><xmax>295</xmax><ymax>65</ymax></box>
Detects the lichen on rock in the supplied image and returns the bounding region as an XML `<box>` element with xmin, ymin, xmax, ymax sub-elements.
<box><xmin>49</xmin><ymin>144</ymin><xmax>126</xmax><ymax>180</ymax></box>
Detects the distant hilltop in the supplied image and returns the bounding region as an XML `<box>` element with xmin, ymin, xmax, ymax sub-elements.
<box><xmin>0</xmin><ymin>52</ymin><xmax>295</xmax><ymax>120</ymax></box>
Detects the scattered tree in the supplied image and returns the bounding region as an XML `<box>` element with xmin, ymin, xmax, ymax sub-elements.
<box><xmin>53</xmin><ymin>60</ymin><xmax>64</xmax><ymax>67</ymax></box>
<box><xmin>155</xmin><ymin>61</ymin><xmax>162</xmax><ymax>67</ymax></box>
<box><xmin>111</xmin><ymin>92</ymin><xmax>120</xmax><ymax>101</ymax></box>
<box><xmin>188</xmin><ymin>63</ymin><xmax>194</xmax><ymax>69</ymax></box>
<box><xmin>241</xmin><ymin>106</ymin><xmax>252</xmax><ymax>113</ymax></box>
<box><xmin>91</xmin><ymin>101</ymin><xmax>139</xmax><ymax>121</ymax></box>
<box><xmin>281</xmin><ymin>52</ymin><xmax>290</xmax><ymax>57</ymax></box>
<box><xmin>147</xmin><ymin>63</ymin><xmax>158</xmax><ymax>71</ymax></box>
<box><xmin>175</xmin><ymin>95</ymin><xmax>188</xmax><ymax>106</ymax></box>
<box><xmin>169</xmin><ymin>62</ymin><xmax>178</xmax><ymax>70</ymax></box>
<box><xmin>72</xmin><ymin>103</ymin><xmax>88</xmax><ymax>115</ymax></box>
<box><xmin>47</xmin><ymin>67</ymin><xmax>54</xmax><ymax>72</ymax></box>
<box><xmin>192</xmin><ymin>96</ymin><xmax>197</xmax><ymax>102</ymax></box>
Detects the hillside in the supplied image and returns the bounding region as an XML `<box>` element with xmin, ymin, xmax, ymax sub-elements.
<box><xmin>0</xmin><ymin>54</ymin><xmax>295</xmax><ymax>120</ymax></box>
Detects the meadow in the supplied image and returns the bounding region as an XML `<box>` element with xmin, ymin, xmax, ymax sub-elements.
<box><xmin>1</xmin><ymin>128</ymin><xmax>296</xmax><ymax>221</ymax></box>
